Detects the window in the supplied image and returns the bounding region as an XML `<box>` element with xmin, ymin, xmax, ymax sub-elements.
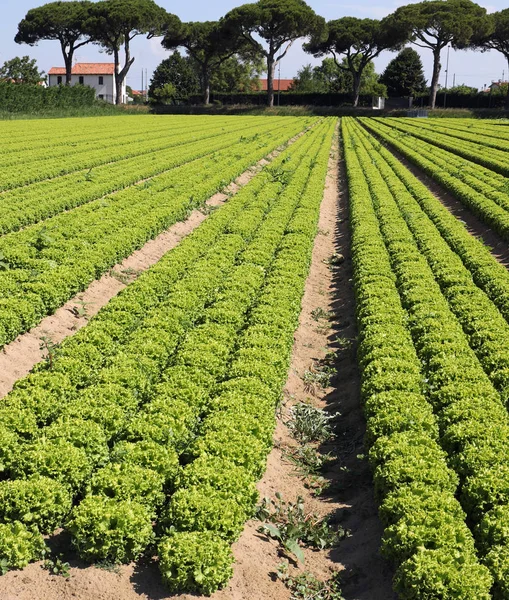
<box><xmin>57</xmin><ymin>76</ymin><xmax>62</xmax><ymax>85</ymax></box>
<box><xmin>79</xmin><ymin>76</ymin><xmax>84</xmax><ymax>85</ymax></box>
<box><xmin>98</xmin><ymin>76</ymin><xmax>104</xmax><ymax>85</ymax></box>
<box><xmin>98</xmin><ymin>94</ymin><xmax>104</xmax><ymax>100</ymax></box>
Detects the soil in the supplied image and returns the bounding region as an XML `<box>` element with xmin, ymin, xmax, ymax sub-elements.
<box><xmin>0</xmin><ymin>125</ymin><xmax>394</xmax><ymax>599</ymax></box>
<box><xmin>0</xmin><ymin>133</ymin><xmax>301</xmax><ymax>400</ymax></box>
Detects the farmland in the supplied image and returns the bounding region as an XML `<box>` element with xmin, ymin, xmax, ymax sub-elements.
<box><xmin>3</xmin><ymin>113</ymin><xmax>509</xmax><ymax>599</ymax></box>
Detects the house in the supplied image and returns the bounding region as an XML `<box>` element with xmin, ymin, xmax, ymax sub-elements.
<box><xmin>258</xmin><ymin>78</ymin><xmax>295</xmax><ymax>91</ymax></box>
<box><xmin>47</xmin><ymin>63</ymin><xmax>127</xmax><ymax>104</ymax></box>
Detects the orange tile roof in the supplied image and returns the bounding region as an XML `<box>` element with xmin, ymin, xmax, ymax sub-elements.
<box><xmin>48</xmin><ymin>63</ymin><xmax>116</xmax><ymax>76</ymax></box>
<box><xmin>259</xmin><ymin>78</ymin><xmax>295</xmax><ymax>91</ymax></box>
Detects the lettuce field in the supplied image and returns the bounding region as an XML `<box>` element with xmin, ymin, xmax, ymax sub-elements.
<box><xmin>3</xmin><ymin>114</ymin><xmax>509</xmax><ymax>599</ymax></box>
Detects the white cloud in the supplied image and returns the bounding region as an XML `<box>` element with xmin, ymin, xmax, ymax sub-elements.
<box><xmin>148</xmin><ymin>37</ymin><xmax>168</xmax><ymax>60</ymax></box>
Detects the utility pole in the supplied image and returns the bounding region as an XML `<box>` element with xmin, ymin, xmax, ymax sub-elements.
<box><xmin>453</xmin><ymin>73</ymin><xmax>455</xmax><ymax>87</ymax></box>
<box><xmin>141</xmin><ymin>69</ymin><xmax>144</xmax><ymax>97</ymax></box>
<box><xmin>277</xmin><ymin>61</ymin><xmax>281</xmax><ymax>106</ymax></box>
<box><xmin>443</xmin><ymin>44</ymin><xmax>450</xmax><ymax>108</ymax></box>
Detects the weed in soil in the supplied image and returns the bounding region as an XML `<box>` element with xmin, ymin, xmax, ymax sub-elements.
<box><xmin>256</xmin><ymin>494</ymin><xmax>345</xmax><ymax>563</ymax></box>
<box><xmin>277</xmin><ymin>562</ymin><xmax>345</xmax><ymax>600</ymax></box>
<box><xmin>42</xmin><ymin>551</ymin><xmax>71</xmax><ymax>580</ymax></box>
<box><xmin>288</xmin><ymin>402</ymin><xmax>335</xmax><ymax>444</ymax></box>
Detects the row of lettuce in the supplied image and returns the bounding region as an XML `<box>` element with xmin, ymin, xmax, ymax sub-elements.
<box><xmin>0</xmin><ymin>118</ymin><xmax>300</xmax><ymax>235</ymax></box>
<box><xmin>0</xmin><ymin>117</ymin><xmax>312</xmax><ymax>349</ymax></box>
<box><xmin>376</xmin><ymin>117</ymin><xmax>509</xmax><ymax>177</ymax></box>
<box><xmin>361</xmin><ymin>118</ymin><xmax>509</xmax><ymax>242</ymax></box>
<box><xmin>0</xmin><ymin>115</ymin><xmax>281</xmax><ymax>190</ymax></box>
<box><xmin>345</xmin><ymin>116</ymin><xmax>509</xmax><ymax>598</ymax></box>
<box><xmin>392</xmin><ymin>117</ymin><xmax>509</xmax><ymax>153</ymax></box>
<box><xmin>0</xmin><ymin>119</ymin><xmax>335</xmax><ymax>593</ymax></box>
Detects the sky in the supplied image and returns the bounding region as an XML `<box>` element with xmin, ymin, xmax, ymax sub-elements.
<box><xmin>0</xmin><ymin>0</ymin><xmax>508</xmax><ymax>92</ymax></box>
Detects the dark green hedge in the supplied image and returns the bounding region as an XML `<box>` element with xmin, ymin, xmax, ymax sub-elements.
<box><xmin>0</xmin><ymin>83</ymin><xmax>97</xmax><ymax>113</ymax></box>
<box><xmin>187</xmin><ymin>91</ymin><xmax>374</xmax><ymax>107</ymax></box>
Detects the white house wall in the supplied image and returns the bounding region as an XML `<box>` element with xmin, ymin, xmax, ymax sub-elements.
<box><xmin>48</xmin><ymin>74</ymin><xmax>128</xmax><ymax>104</ymax></box>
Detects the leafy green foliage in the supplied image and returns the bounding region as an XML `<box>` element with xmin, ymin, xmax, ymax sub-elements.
<box><xmin>67</xmin><ymin>496</ymin><xmax>154</xmax><ymax>563</ymax></box>
<box><xmin>0</xmin><ymin>522</ymin><xmax>45</xmax><ymax>572</ymax></box>
<box><xmin>224</xmin><ymin>0</ymin><xmax>325</xmax><ymax>106</ymax></box>
<box><xmin>42</xmin><ymin>551</ymin><xmax>71</xmax><ymax>579</ymax></box>
<box><xmin>380</xmin><ymin>48</ymin><xmax>427</xmax><ymax>97</ymax></box>
<box><xmin>343</xmin><ymin>117</ymin><xmax>493</xmax><ymax>597</ymax></box>
<box><xmin>277</xmin><ymin>562</ymin><xmax>344</xmax><ymax>600</ymax></box>
<box><xmin>256</xmin><ymin>494</ymin><xmax>344</xmax><ymax>563</ymax></box>
<box><xmin>15</xmin><ymin>1</ymin><xmax>93</xmax><ymax>84</ymax></box>
<box><xmin>0</xmin><ymin>56</ymin><xmax>45</xmax><ymax>85</ymax></box>
<box><xmin>0</xmin><ymin>477</ymin><xmax>72</xmax><ymax>534</ymax></box>
<box><xmin>305</xmin><ymin>16</ymin><xmax>407</xmax><ymax>105</ymax></box>
<box><xmin>158</xmin><ymin>531</ymin><xmax>233</xmax><ymax>595</ymax></box>
<box><xmin>149</xmin><ymin>51</ymin><xmax>200</xmax><ymax>103</ymax></box>
<box><xmin>287</xmin><ymin>402</ymin><xmax>334</xmax><ymax>443</ymax></box>
<box><xmin>390</xmin><ymin>0</ymin><xmax>490</xmax><ymax>107</ymax></box>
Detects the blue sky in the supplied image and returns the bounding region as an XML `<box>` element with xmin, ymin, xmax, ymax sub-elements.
<box><xmin>0</xmin><ymin>0</ymin><xmax>507</xmax><ymax>91</ymax></box>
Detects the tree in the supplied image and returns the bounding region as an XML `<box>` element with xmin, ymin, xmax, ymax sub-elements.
<box><xmin>224</xmin><ymin>0</ymin><xmax>325</xmax><ymax>107</ymax></box>
<box><xmin>380</xmin><ymin>47</ymin><xmax>427</xmax><ymax>97</ymax></box>
<box><xmin>86</xmin><ymin>0</ymin><xmax>178</xmax><ymax>104</ymax></box>
<box><xmin>391</xmin><ymin>0</ymin><xmax>490</xmax><ymax>109</ymax></box>
<box><xmin>304</xmin><ymin>16</ymin><xmax>408</xmax><ymax>107</ymax></box>
<box><xmin>149</xmin><ymin>51</ymin><xmax>200</xmax><ymax>102</ymax></box>
<box><xmin>313</xmin><ymin>57</ymin><xmax>348</xmax><ymax>93</ymax></box>
<box><xmin>292</xmin><ymin>57</ymin><xmax>385</xmax><ymax>97</ymax></box>
<box><xmin>162</xmin><ymin>20</ymin><xmax>250</xmax><ymax>104</ymax></box>
<box><xmin>446</xmin><ymin>83</ymin><xmax>478</xmax><ymax>95</ymax></box>
<box><xmin>15</xmin><ymin>1</ymin><xmax>93</xmax><ymax>85</ymax></box>
<box><xmin>0</xmin><ymin>56</ymin><xmax>45</xmax><ymax>84</ymax></box>
<box><xmin>471</xmin><ymin>9</ymin><xmax>509</xmax><ymax>109</ymax></box>
<box><xmin>289</xmin><ymin>64</ymin><xmax>315</xmax><ymax>92</ymax></box>
<box><xmin>212</xmin><ymin>54</ymin><xmax>264</xmax><ymax>93</ymax></box>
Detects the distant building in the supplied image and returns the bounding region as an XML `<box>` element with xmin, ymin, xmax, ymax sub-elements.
<box><xmin>257</xmin><ymin>78</ymin><xmax>295</xmax><ymax>92</ymax></box>
<box><xmin>47</xmin><ymin>63</ymin><xmax>127</xmax><ymax>104</ymax></box>
<box><xmin>484</xmin><ymin>80</ymin><xmax>508</xmax><ymax>93</ymax></box>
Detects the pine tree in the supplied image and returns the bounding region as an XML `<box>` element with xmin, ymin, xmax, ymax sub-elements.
<box><xmin>380</xmin><ymin>47</ymin><xmax>427</xmax><ymax>97</ymax></box>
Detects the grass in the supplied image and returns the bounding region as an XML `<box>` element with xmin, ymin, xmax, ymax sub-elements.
<box><xmin>0</xmin><ymin>104</ymin><xmax>149</xmax><ymax>121</ymax></box>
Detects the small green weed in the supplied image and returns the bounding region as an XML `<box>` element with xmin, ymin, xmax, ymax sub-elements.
<box><xmin>287</xmin><ymin>402</ymin><xmax>334</xmax><ymax>443</ymax></box>
<box><xmin>283</xmin><ymin>445</ymin><xmax>334</xmax><ymax>496</ymax></box>
<box><xmin>95</xmin><ymin>560</ymin><xmax>121</xmax><ymax>574</ymax></box>
<box><xmin>277</xmin><ymin>562</ymin><xmax>345</xmax><ymax>600</ymax></box>
<box><xmin>33</xmin><ymin>226</ymin><xmax>55</xmax><ymax>251</ymax></box>
<box><xmin>302</xmin><ymin>363</ymin><xmax>335</xmax><ymax>395</ymax></box>
<box><xmin>256</xmin><ymin>494</ymin><xmax>344</xmax><ymax>563</ymax></box>
<box><xmin>311</xmin><ymin>307</ymin><xmax>332</xmax><ymax>322</ymax></box>
<box><xmin>0</xmin><ymin>252</ymin><xmax>9</xmax><ymax>272</ymax></box>
<box><xmin>42</xmin><ymin>551</ymin><xmax>71</xmax><ymax>579</ymax></box>
<box><xmin>70</xmin><ymin>299</ymin><xmax>92</xmax><ymax>319</ymax></box>
<box><xmin>39</xmin><ymin>334</ymin><xmax>59</xmax><ymax>369</ymax></box>
<box><xmin>109</xmin><ymin>267</ymin><xmax>141</xmax><ymax>285</ymax></box>
<box><xmin>323</xmin><ymin>253</ymin><xmax>344</xmax><ymax>268</ymax></box>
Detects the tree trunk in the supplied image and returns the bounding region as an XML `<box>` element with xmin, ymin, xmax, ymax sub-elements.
<box><xmin>266</xmin><ymin>55</ymin><xmax>275</xmax><ymax>108</ymax></box>
<box><xmin>113</xmin><ymin>47</ymin><xmax>122</xmax><ymax>105</ymax></box>
<box><xmin>202</xmin><ymin>64</ymin><xmax>210</xmax><ymax>105</ymax></box>
<box><xmin>352</xmin><ymin>71</ymin><xmax>362</xmax><ymax>108</ymax></box>
<box><xmin>61</xmin><ymin>42</ymin><xmax>73</xmax><ymax>85</ymax></box>
<box><xmin>505</xmin><ymin>58</ymin><xmax>509</xmax><ymax>111</ymax></box>
<box><xmin>430</xmin><ymin>48</ymin><xmax>441</xmax><ymax>110</ymax></box>
<box><xmin>115</xmin><ymin>37</ymin><xmax>135</xmax><ymax>105</ymax></box>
